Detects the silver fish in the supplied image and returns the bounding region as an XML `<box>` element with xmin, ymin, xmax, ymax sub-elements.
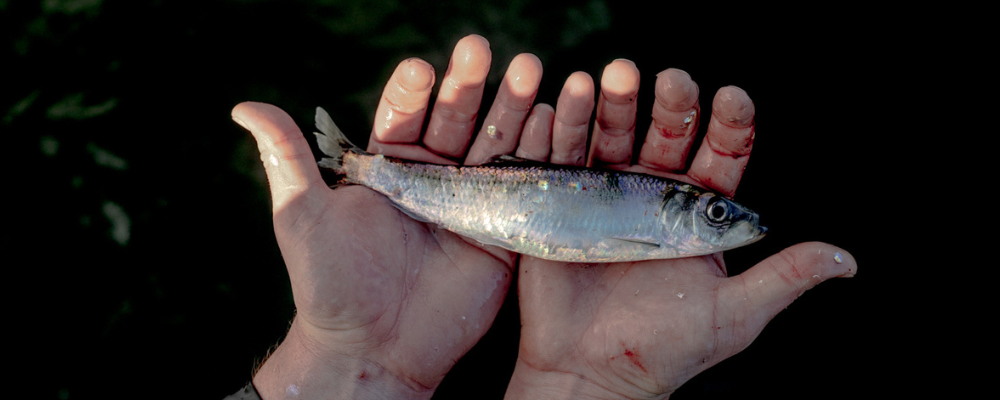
<box><xmin>313</xmin><ymin>107</ymin><xmax>766</xmax><ymax>263</ymax></box>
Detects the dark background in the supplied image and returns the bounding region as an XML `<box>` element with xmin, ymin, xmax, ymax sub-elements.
<box><xmin>5</xmin><ymin>1</ymin><xmax>931</xmax><ymax>399</ymax></box>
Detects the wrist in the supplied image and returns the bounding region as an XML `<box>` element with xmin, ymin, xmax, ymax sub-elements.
<box><xmin>504</xmin><ymin>358</ymin><xmax>669</xmax><ymax>400</ymax></box>
<box><xmin>252</xmin><ymin>318</ymin><xmax>433</xmax><ymax>400</ymax></box>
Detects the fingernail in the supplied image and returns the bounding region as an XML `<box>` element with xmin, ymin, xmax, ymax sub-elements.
<box><xmin>398</xmin><ymin>58</ymin><xmax>435</xmax><ymax>91</ymax></box>
<box><xmin>712</xmin><ymin>86</ymin><xmax>754</xmax><ymax>128</ymax></box>
<box><xmin>232</xmin><ymin>116</ymin><xmax>249</xmax><ymax>131</ymax></box>
<box><xmin>611</xmin><ymin>58</ymin><xmax>637</xmax><ymax>68</ymax></box>
<box><xmin>656</xmin><ymin>68</ymin><xmax>698</xmax><ymax>111</ymax></box>
<box><xmin>835</xmin><ymin>251</ymin><xmax>857</xmax><ymax>278</ymax></box>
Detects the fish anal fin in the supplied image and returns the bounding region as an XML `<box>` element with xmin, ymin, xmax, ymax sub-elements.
<box><xmin>469</xmin><ymin>235</ymin><xmax>517</xmax><ymax>253</ymax></box>
<box><xmin>388</xmin><ymin>202</ymin><xmax>432</xmax><ymax>224</ymax></box>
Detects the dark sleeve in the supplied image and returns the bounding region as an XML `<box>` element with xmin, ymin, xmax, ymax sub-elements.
<box><xmin>223</xmin><ymin>382</ymin><xmax>262</xmax><ymax>400</ymax></box>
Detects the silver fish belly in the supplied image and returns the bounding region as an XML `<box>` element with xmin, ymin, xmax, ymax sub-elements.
<box><xmin>314</xmin><ymin>107</ymin><xmax>766</xmax><ymax>263</ymax></box>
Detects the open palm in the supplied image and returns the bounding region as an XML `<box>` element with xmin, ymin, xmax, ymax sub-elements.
<box><xmin>233</xmin><ymin>35</ymin><xmax>527</xmax><ymax>399</ymax></box>
<box><xmin>506</xmin><ymin>63</ymin><xmax>856</xmax><ymax>399</ymax></box>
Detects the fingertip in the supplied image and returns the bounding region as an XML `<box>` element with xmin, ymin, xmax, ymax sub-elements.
<box><xmin>530</xmin><ymin>102</ymin><xmax>555</xmax><ymax>115</ymax></box>
<box><xmin>832</xmin><ymin>247</ymin><xmax>857</xmax><ymax>278</ymax></box>
<box><xmin>506</xmin><ymin>53</ymin><xmax>543</xmax><ymax>97</ymax></box>
<box><xmin>712</xmin><ymin>86</ymin><xmax>754</xmax><ymax>128</ymax></box>
<box><xmin>230</xmin><ymin>101</ymin><xmax>326</xmax><ymax>210</ymax></box>
<box><xmin>729</xmin><ymin>242</ymin><xmax>858</xmax><ymax>324</ymax></box>
<box><xmin>452</xmin><ymin>35</ymin><xmax>492</xmax><ymax>81</ymax></box>
<box><xmin>462</xmin><ymin>33</ymin><xmax>490</xmax><ymax>46</ymax></box>
<box><xmin>752</xmin><ymin>242</ymin><xmax>858</xmax><ymax>295</ymax></box>
<box><xmin>396</xmin><ymin>58</ymin><xmax>436</xmax><ymax>92</ymax></box>
<box><xmin>231</xmin><ymin>100</ymin><xmax>255</xmax><ymax>118</ymax></box>
<box><xmin>601</xmin><ymin>59</ymin><xmax>640</xmax><ymax>101</ymax></box>
<box><xmin>231</xmin><ymin>101</ymin><xmax>298</xmax><ymax>145</ymax></box>
<box><xmin>513</xmin><ymin>52</ymin><xmax>543</xmax><ymax>68</ymax></box>
<box><xmin>457</xmin><ymin>34</ymin><xmax>491</xmax><ymax>54</ymax></box>
<box><xmin>556</xmin><ymin>71</ymin><xmax>595</xmax><ymax>125</ymax></box>
<box><xmin>655</xmin><ymin>68</ymin><xmax>699</xmax><ymax>111</ymax></box>
<box><xmin>231</xmin><ymin>102</ymin><xmax>253</xmax><ymax>130</ymax></box>
<box><xmin>564</xmin><ymin>71</ymin><xmax>595</xmax><ymax>98</ymax></box>
<box><xmin>231</xmin><ymin>100</ymin><xmax>271</xmax><ymax>126</ymax></box>
<box><xmin>457</xmin><ymin>33</ymin><xmax>490</xmax><ymax>52</ymax></box>
<box><xmin>789</xmin><ymin>242</ymin><xmax>857</xmax><ymax>279</ymax></box>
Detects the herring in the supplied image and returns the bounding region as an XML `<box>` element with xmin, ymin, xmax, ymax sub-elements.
<box><xmin>313</xmin><ymin>107</ymin><xmax>766</xmax><ymax>263</ymax></box>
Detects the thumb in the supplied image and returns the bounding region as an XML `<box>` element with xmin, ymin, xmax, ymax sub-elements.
<box><xmin>232</xmin><ymin>102</ymin><xmax>326</xmax><ymax>211</ymax></box>
<box><xmin>721</xmin><ymin>242</ymin><xmax>857</xmax><ymax>337</ymax></box>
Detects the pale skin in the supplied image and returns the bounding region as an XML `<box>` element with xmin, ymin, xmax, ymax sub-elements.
<box><xmin>232</xmin><ymin>34</ymin><xmax>857</xmax><ymax>399</ymax></box>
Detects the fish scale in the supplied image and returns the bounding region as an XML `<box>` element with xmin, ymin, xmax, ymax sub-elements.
<box><xmin>314</xmin><ymin>107</ymin><xmax>766</xmax><ymax>263</ymax></box>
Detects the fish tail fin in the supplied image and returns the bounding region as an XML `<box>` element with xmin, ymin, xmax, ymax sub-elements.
<box><xmin>313</xmin><ymin>106</ymin><xmax>364</xmax><ymax>170</ymax></box>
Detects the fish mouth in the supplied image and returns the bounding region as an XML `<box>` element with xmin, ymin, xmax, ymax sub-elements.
<box><xmin>746</xmin><ymin>211</ymin><xmax>767</xmax><ymax>244</ymax></box>
<box><xmin>746</xmin><ymin>225</ymin><xmax>768</xmax><ymax>245</ymax></box>
<box><xmin>719</xmin><ymin>220</ymin><xmax>767</xmax><ymax>250</ymax></box>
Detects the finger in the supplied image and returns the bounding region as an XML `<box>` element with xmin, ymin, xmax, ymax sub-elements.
<box><xmin>550</xmin><ymin>71</ymin><xmax>594</xmax><ymax>166</ymax></box>
<box><xmin>719</xmin><ymin>242</ymin><xmax>856</xmax><ymax>347</ymax></box>
<box><xmin>687</xmin><ymin>86</ymin><xmax>755</xmax><ymax>197</ymax></box>
<box><xmin>368</xmin><ymin>58</ymin><xmax>435</xmax><ymax>147</ymax></box>
<box><xmin>232</xmin><ymin>102</ymin><xmax>325</xmax><ymax>211</ymax></box>
<box><xmin>515</xmin><ymin>103</ymin><xmax>555</xmax><ymax>162</ymax></box>
<box><xmin>637</xmin><ymin>68</ymin><xmax>701</xmax><ymax>172</ymax></box>
<box><xmin>423</xmin><ymin>34</ymin><xmax>492</xmax><ymax>159</ymax></box>
<box><xmin>587</xmin><ymin>59</ymin><xmax>639</xmax><ymax>168</ymax></box>
<box><xmin>464</xmin><ymin>53</ymin><xmax>543</xmax><ymax>165</ymax></box>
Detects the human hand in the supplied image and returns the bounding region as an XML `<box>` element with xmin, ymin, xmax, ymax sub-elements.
<box><xmin>231</xmin><ymin>35</ymin><xmax>534</xmax><ymax>399</ymax></box>
<box><xmin>503</xmin><ymin>62</ymin><xmax>858</xmax><ymax>399</ymax></box>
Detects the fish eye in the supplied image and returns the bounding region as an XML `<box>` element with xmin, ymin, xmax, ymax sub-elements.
<box><xmin>706</xmin><ymin>197</ymin><xmax>729</xmax><ymax>223</ymax></box>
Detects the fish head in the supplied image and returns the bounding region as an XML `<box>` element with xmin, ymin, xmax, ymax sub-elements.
<box><xmin>660</xmin><ymin>188</ymin><xmax>766</xmax><ymax>256</ymax></box>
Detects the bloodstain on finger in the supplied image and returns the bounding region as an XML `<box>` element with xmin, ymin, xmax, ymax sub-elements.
<box><xmin>660</xmin><ymin>126</ymin><xmax>680</xmax><ymax>138</ymax></box>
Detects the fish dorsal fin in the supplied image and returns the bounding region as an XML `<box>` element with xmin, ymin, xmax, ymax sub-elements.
<box><xmin>485</xmin><ymin>154</ymin><xmax>530</xmax><ymax>164</ymax></box>
<box><xmin>482</xmin><ymin>154</ymin><xmax>560</xmax><ymax>170</ymax></box>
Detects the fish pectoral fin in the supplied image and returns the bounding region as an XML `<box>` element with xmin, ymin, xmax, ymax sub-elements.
<box><xmin>389</xmin><ymin>203</ymin><xmax>432</xmax><ymax>224</ymax></box>
<box><xmin>469</xmin><ymin>235</ymin><xmax>517</xmax><ymax>252</ymax></box>
<box><xmin>605</xmin><ymin>237</ymin><xmax>662</xmax><ymax>249</ymax></box>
